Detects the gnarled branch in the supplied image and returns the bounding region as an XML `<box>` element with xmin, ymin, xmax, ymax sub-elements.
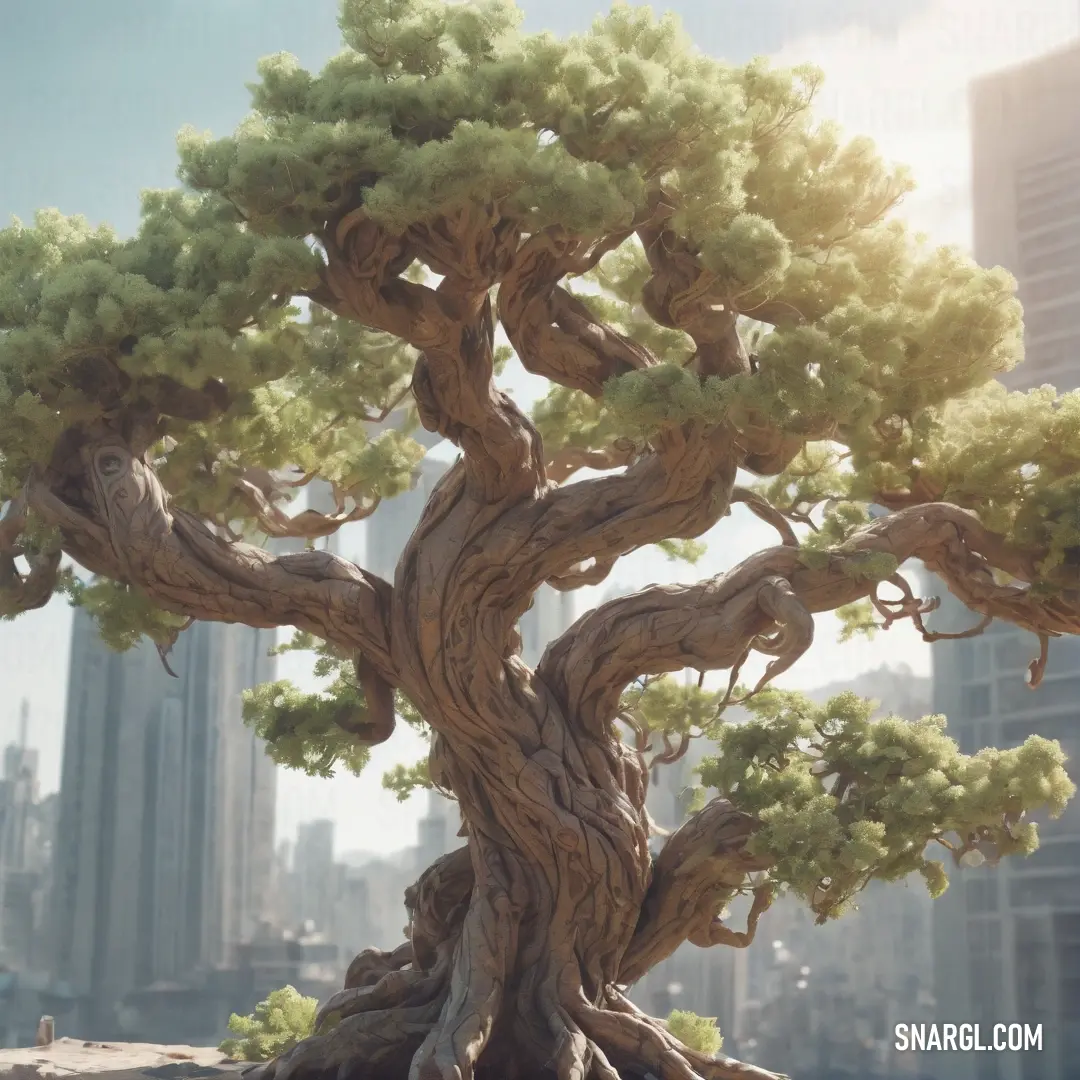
<box><xmin>731</xmin><ymin>486</ymin><xmax>800</xmax><ymax>546</ymax></box>
<box><xmin>539</xmin><ymin>503</ymin><xmax>1080</xmax><ymax>737</ymax></box>
<box><xmin>0</xmin><ymin>493</ymin><xmax>63</xmax><ymax>616</ymax></box>
<box><xmin>499</xmin><ymin>425</ymin><xmax>740</xmax><ymax>608</ymax></box>
<box><xmin>545</xmin><ymin>441</ymin><xmax>638</xmax><ymax>485</ymax></box>
<box><xmin>498</xmin><ymin>225</ymin><xmax>652</xmax><ymax>397</ymax></box>
<box><xmin>28</xmin><ymin>438</ymin><xmax>398</xmax><ymax>697</ymax></box>
<box><xmin>232</xmin><ymin>466</ymin><xmax>382</xmax><ymax>541</ymax></box>
<box><xmin>539</xmin><ymin>554</ymin><xmax>799</xmax><ymax>738</ymax></box>
<box><xmin>315</xmin><ymin>207</ymin><xmax>543</xmax><ymax>503</ymax></box>
<box><xmin>619</xmin><ymin>797</ymin><xmax>773</xmax><ymax>985</ymax></box>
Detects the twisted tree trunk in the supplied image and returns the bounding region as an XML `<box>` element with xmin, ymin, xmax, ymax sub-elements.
<box><xmin>228</xmin><ymin>446</ymin><xmax>786</xmax><ymax>1080</ymax></box>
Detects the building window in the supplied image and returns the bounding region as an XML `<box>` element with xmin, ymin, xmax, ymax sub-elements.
<box><xmin>1025</xmin><ymin>304</ymin><xmax>1080</xmax><ymax>343</ymax></box>
<box><xmin>1047</xmin><ymin>635</ymin><xmax>1080</xmax><ymax>670</ymax></box>
<box><xmin>997</xmin><ymin>675</ymin><xmax>1080</xmax><ymax>719</ymax></box>
<box><xmin>958</xmin><ymin>640</ymin><xmax>974</xmax><ymax>680</ymax></box>
<box><xmin>1010</xmin><ymin>873</ymin><xmax>1080</xmax><ymax>909</ymax></box>
<box><xmin>961</xmin><ymin>683</ymin><xmax>991</xmax><ymax>719</ymax></box>
<box><xmin>1002</xmin><ymin>713</ymin><xmax>1074</xmax><ymax>745</ymax></box>
<box><xmin>1020</xmin><ymin>274</ymin><xmax>1080</xmax><ymax>308</ymax></box>
<box><xmin>1022</xmin><ymin>239</ymin><xmax>1080</xmax><ymax>277</ymax></box>
<box><xmin>994</xmin><ymin>633</ymin><xmax>1040</xmax><ymax>673</ymax></box>
<box><xmin>1016</xmin><ymin>153</ymin><xmax>1080</xmax><ymax>201</ymax></box>
<box><xmin>1020</xmin><ymin>840</ymin><xmax>1080</xmax><ymax>872</ymax></box>
<box><xmin>957</xmin><ymin>724</ymin><xmax>979</xmax><ymax>754</ymax></box>
<box><xmin>967</xmin><ymin>877</ymin><xmax>999</xmax><ymax>913</ymax></box>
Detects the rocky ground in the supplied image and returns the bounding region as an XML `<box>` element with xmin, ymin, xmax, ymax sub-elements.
<box><xmin>0</xmin><ymin>1039</ymin><xmax>251</xmax><ymax>1080</ymax></box>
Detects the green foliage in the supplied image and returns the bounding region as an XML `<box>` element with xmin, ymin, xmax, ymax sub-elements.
<box><xmin>219</xmin><ymin>986</ymin><xmax>317</xmax><ymax>1062</ymax></box>
<box><xmin>531</xmin><ymin>383</ymin><xmax>629</xmax><ymax>461</ymax></box>
<box><xmin>383</xmin><ymin>759</ymin><xmax>434</xmax><ymax>801</ymax></box>
<box><xmin>870</xmin><ymin>384</ymin><xmax>1080</xmax><ymax>582</ymax></box>
<box><xmin>242</xmin><ymin>679</ymin><xmax>374</xmax><ymax>777</ymax></box>
<box><xmin>0</xmin><ymin>199</ymin><xmax>429</xmax><ymax>536</ymax></box>
<box><xmin>169</xmin><ymin>0</ymin><xmax>1027</xmax><ymax>479</ymax></box>
<box><xmin>655</xmin><ymin>538</ymin><xmax>708</xmax><ymax>565</ymax></box>
<box><xmin>835</xmin><ymin>599</ymin><xmax>879</xmax><ymax>642</ymax></box>
<box><xmin>4</xmin><ymin>0</ymin><xmax>1068</xmax><ymax>579</ymax></box>
<box><xmin>758</xmin><ymin>383</ymin><xmax>1080</xmax><ymax>588</ymax></box>
<box><xmin>250</xmin><ymin>631</ymin><xmax>430</xmax><ymax>779</ymax></box>
<box><xmin>755</xmin><ymin>442</ymin><xmax>850</xmax><ymax>518</ymax></box>
<box><xmin>603</xmin><ymin>363</ymin><xmax>739</xmax><ymax>438</ymax></box>
<box><xmin>60</xmin><ymin>576</ymin><xmax>190</xmax><ymax>651</ymax></box>
<box><xmin>666</xmin><ymin>1010</ymin><xmax>723</xmax><ymax>1056</ymax></box>
<box><xmin>621</xmin><ymin>675</ymin><xmax>725</xmax><ymax>738</ymax></box>
<box><xmin>697</xmin><ymin>688</ymin><xmax>1075</xmax><ymax>921</ymax></box>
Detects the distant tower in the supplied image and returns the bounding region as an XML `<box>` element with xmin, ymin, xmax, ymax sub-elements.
<box><xmin>0</xmin><ymin>699</ymin><xmax>50</xmax><ymax>975</ymax></box>
<box><xmin>3</xmin><ymin>701</ymin><xmax>37</xmax><ymax>791</ymax></box>
<box><xmin>294</xmin><ymin>819</ymin><xmax>336</xmax><ymax>934</ymax></box>
<box><xmin>519</xmin><ymin>585</ymin><xmax>576</xmax><ymax>668</ymax></box>
<box><xmin>415</xmin><ymin>789</ymin><xmax>461</xmax><ymax>872</ymax></box>
<box><xmin>359</xmin><ymin>412</ymin><xmax>447</xmax><ymax>581</ymax></box>
<box><xmin>48</xmin><ymin>612</ymin><xmax>278</xmax><ymax>1037</ymax></box>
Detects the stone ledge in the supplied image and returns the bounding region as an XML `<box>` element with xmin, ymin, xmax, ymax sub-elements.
<box><xmin>0</xmin><ymin>1039</ymin><xmax>251</xmax><ymax>1080</ymax></box>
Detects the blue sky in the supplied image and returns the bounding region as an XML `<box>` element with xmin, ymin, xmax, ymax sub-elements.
<box><xmin>1</xmin><ymin>0</ymin><xmax>932</xmax><ymax>230</ymax></box>
<box><xmin>2</xmin><ymin>0</ymin><xmax>1077</xmax><ymax>855</ymax></box>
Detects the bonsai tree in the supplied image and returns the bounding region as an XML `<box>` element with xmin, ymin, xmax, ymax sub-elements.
<box><xmin>1</xmin><ymin>2</ymin><xmax>1076</xmax><ymax>1078</ymax></box>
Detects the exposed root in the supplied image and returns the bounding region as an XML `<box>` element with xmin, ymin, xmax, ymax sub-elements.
<box><xmin>243</xmin><ymin>964</ymin><xmax>785</xmax><ymax>1080</ymax></box>
<box><xmin>343</xmin><ymin>942</ymin><xmax>415</xmax><ymax>992</ymax></box>
<box><xmin>408</xmin><ymin>845</ymin><xmax>524</xmax><ymax>1080</ymax></box>
<box><xmin>620</xmin><ymin>799</ymin><xmax>772</xmax><ymax>985</ymax></box>
<box><xmin>405</xmin><ymin>845</ymin><xmax>474</xmax><ymax>970</ymax></box>
<box><xmin>589</xmin><ymin>989</ymin><xmax>789</xmax><ymax>1080</ymax></box>
<box><xmin>243</xmin><ymin>1001</ymin><xmax>441</xmax><ymax>1080</ymax></box>
<box><xmin>316</xmin><ymin>949</ymin><xmax>450</xmax><ymax>1032</ymax></box>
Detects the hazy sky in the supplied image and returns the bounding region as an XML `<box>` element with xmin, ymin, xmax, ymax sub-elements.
<box><xmin>1</xmin><ymin>0</ymin><xmax>1077</xmax><ymax>857</ymax></box>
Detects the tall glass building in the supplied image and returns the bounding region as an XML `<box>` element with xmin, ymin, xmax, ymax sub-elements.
<box><xmin>929</xmin><ymin>37</ymin><xmax>1080</xmax><ymax>1080</ymax></box>
<box><xmin>48</xmin><ymin>613</ymin><xmax>278</xmax><ymax>1039</ymax></box>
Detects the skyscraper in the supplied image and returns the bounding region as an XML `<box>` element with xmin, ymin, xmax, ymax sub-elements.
<box><xmin>0</xmin><ymin>702</ymin><xmax>37</xmax><ymax>879</ymax></box>
<box><xmin>925</xmin><ymin>42</ymin><xmax>1080</xmax><ymax>1080</ymax></box>
<box><xmin>520</xmin><ymin>585</ymin><xmax>576</xmax><ymax>668</ymax></box>
<box><xmin>48</xmin><ymin>611</ymin><xmax>278</xmax><ymax>1038</ymax></box>
<box><xmin>293</xmin><ymin>818</ymin><xmax>336</xmax><ymax>934</ymax></box>
<box><xmin>970</xmin><ymin>39</ymin><xmax>1080</xmax><ymax>394</ymax></box>
<box><xmin>345</xmin><ymin>413</ymin><xmax>448</xmax><ymax>582</ymax></box>
<box><xmin>0</xmin><ymin>701</ymin><xmax>56</xmax><ymax>975</ymax></box>
<box><xmin>364</xmin><ymin>454</ymin><xmax>452</xmax><ymax>583</ymax></box>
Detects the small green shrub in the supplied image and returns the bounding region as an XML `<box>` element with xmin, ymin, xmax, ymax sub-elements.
<box><xmin>219</xmin><ymin>986</ymin><xmax>318</xmax><ymax>1062</ymax></box>
<box><xmin>666</xmin><ymin>1009</ymin><xmax>724</xmax><ymax>1057</ymax></box>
